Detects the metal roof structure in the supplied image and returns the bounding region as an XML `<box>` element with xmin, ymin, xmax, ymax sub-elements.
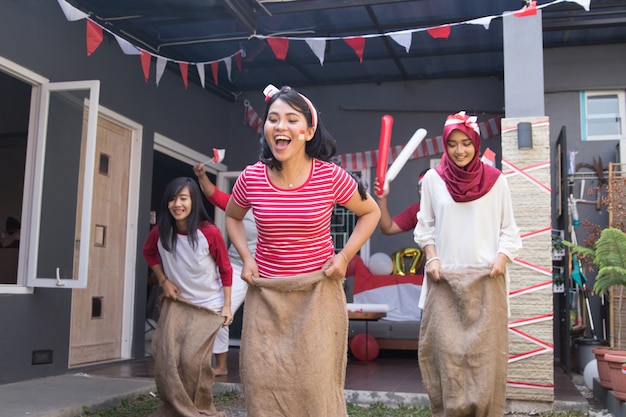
<box><xmin>65</xmin><ymin>0</ymin><xmax>626</xmax><ymax>100</ymax></box>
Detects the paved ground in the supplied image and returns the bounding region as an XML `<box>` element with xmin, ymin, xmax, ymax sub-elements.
<box><xmin>0</xmin><ymin>371</ymin><xmax>613</xmax><ymax>417</ymax></box>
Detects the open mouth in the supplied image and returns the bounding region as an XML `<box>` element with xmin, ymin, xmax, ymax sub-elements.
<box><xmin>274</xmin><ymin>136</ymin><xmax>291</xmax><ymax>150</ymax></box>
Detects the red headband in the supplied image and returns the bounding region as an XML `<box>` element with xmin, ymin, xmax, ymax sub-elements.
<box><xmin>263</xmin><ymin>84</ymin><xmax>318</xmax><ymax>131</ymax></box>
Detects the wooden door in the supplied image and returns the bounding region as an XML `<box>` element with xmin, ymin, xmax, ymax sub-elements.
<box><xmin>69</xmin><ymin>116</ymin><xmax>132</xmax><ymax>366</ymax></box>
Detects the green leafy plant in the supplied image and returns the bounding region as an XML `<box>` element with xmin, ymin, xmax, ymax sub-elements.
<box><xmin>565</xmin><ymin>227</ymin><xmax>626</xmax><ymax>349</ymax></box>
<box><xmin>565</xmin><ymin>228</ymin><xmax>626</xmax><ymax>295</ymax></box>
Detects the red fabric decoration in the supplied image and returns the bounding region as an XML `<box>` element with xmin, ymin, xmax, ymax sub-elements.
<box><xmin>267</xmin><ymin>37</ymin><xmax>289</xmax><ymax>60</ymax></box>
<box><xmin>140</xmin><ymin>50</ymin><xmax>151</xmax><ymax>82</ymax></box>
<box><xmin>235</xmin><ymin>52</ymin><xmax>242</xmax><ymax>72</ymax></box>
<box><xmin>427</xmin><ymin>25</ymin><xmax>451</xmax><ymax>39</ymax></box>
<box><xmin>211</xmin><ymin>61</ymin><xmax>219</xmax><ymax>85</ymax></box>
<box><xmin>344</xmin><ymin>37</ymin><xmax>365</xmax><ymax>63</ymax></box>
<box><xmin>86</xmin><ymin>19</ymin><xmax>103</xmax><ymax>56</ymax></box>
<box><xmin>514</xmin><ymin>1</ymin><xmax>538</xmax><ymax>17</ymax></box>
<box><xmin>179</xmin><ymin>62</ymin><xmax>188</xmax><ymax>89</ymax></box>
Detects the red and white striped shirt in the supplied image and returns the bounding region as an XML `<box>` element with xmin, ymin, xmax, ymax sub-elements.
<box><xmin>231</xmin><ymin>159</ymin><xmax>357</xmax><ymax>277</ymax></box>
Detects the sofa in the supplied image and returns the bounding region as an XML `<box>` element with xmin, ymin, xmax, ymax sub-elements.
<box><xmin>344</xmin><ymin>255</ymin><xmax>423</xmax><ymax>350</ymax></box>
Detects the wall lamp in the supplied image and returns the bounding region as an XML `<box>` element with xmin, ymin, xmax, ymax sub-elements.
<box><xmin>517</xmin><ymin>122</ymin><xmax>533</xmax><ymax>149</ymax></box>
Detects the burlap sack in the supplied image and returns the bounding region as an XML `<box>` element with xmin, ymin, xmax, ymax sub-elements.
<box><xmin>150</xmin><ymin>297</ymin><xmax>226</xmax><ymax>417</ymax></box>
<box><xmin>240</xmin><ymin>271</ymin><xmax>348</xmax><ymax>417</ymax></box>
<box><xmin>418</xmin><ymin>267</ymin><xmax>508</xmax><ymax>417</ymax></box>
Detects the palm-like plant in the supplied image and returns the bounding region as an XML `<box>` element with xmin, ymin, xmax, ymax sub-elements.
<box><xmin>566</xmin><ymin>228</ymin><xmax>626</xmax><ymax>295</ymax></box>
<box><xmin>565</xmin><ymin>227</ymin><xmax>626</xmax><ymax>349</ymax></box>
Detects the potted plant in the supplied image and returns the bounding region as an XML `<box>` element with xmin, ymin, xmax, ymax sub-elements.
<box><xmin>565</xmin><ymin>227</ymin><xmax>626</xmax><ymax>391</ymax></box>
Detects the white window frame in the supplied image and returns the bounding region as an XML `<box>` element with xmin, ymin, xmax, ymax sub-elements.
<box><xmin>580</xmin><ymin>90</ymin><xmax>626</xmax><ymax>142</ymax></box>
<box><xmin>0</xmin><ymin>57</ymin><xmax>100</xmax><ymax>292</ymax></box>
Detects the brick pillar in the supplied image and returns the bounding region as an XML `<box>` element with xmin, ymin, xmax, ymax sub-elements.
<box><xmin>501</xmin><ymin>117</ymin><xmax>554</xmax><ymax>409</ymax></box>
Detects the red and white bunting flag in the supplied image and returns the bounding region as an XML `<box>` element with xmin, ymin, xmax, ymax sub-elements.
<box><xmin>389</xmin><ymin>31</ymin><xmax>412</xmax><ymax>53</ymax></box>
<box><xmin>305</xmin><ymin>39</ymin><xmax>326</xmax><ymax>65</ymax></box>
<box><xmin>267</xmin><ymin>37</ymin><xmax>289</xmax><ymax>60</ymax></box>
<box><xmin>567</xmin><ymin>0</ymin><xmax>590</xmax><ymax>11</ymax></box>
<box><xmin>115</xmin><ymin>35</ymin><xmax>140</xmax><ymax>55</ymax></box>
<box><xmin>466</xmin><ymin>16</ymin><xmax>494</xmax><ymax>30</ymax></box>
<box><xmin>179</xmin><ymin>62</ymin><xmax>188</xmax><ymax>89</ymax></box>
<box><xmin>140</xmin><ymin>50</ymin><xmax>151</xmax><ymax>82</ymax></box>
<box><xmin>155</xmin><ymin>56</ymin><xmax>166</xmax><ymax>86</ymax></box>
<box><xmin>427</xmin><ymin>25</ymin><xmax>451</xmax><ymax>39</ymax></box>
<box><xmin>344</xmin><ymin>37</ymin><xmax>365</xmax><ymax>63</ymax></box>
<box><xmin>235</xmin><ymin>52</ymin><xmax>242</xmax><ymax>72</ymax></box>
<box><xmin>211</xmin><ymin>61</ymin><xmax>219</xmax><ymax>85</ymax></box>
<box><xmin>514</xmin><ymin>1</ymin><xmax>538</xmax><ymax>17</ymax></box>
<box><xmin>86</xmin><ymin>19</ymin><xmax>103</xmax><ymax>56</ymax></box>
<box><xmin>196</xmin><ymin>63</ymin><xmax>205</xmax><ymax>88</ymax></box>
<box><xmin>57</xmin><ymin>0</ymin><xmax>87</xmax><ymax>21</ymax></box>
<box><xmin>224</xmin><ymin>57</ymin><xmax>232</xmax><ymax>81</ymax></box>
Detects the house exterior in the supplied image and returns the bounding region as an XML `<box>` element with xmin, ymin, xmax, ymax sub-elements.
<box><xmin>1</xmin><ymin>0</ymin><xmax>625</xmax><ymax>410</ymax></box>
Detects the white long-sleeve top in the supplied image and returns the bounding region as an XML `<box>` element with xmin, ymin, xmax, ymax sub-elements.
<box><xmin>413</xmin><ymin>169</ymin><xmax>522</xmax><ymax>310</ymax></box>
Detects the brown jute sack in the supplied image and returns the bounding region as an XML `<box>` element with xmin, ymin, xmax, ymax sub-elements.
<box><xmin>240</xmin><ymin>271</ymin><xmax>348</xmax><ymax>417</ymax></box>
<box><xmin>418</xmin><ymin>267</ymin><xmax>508</xmax><ymax>417</ymax></box>
<box><xmin>150</xmin><ymin>297</ymin><xmax>226</xmax><ymax>417</ymax></box>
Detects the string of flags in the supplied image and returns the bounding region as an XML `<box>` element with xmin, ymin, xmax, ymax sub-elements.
<box><xmin>57</xmin><ymin>0</ymin><xmax>591</xmax><ymax>90</ymax></box>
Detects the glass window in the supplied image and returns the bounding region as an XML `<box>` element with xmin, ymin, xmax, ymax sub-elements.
<box><xmin>581</xmin><ymin>91</ymin><xmax>626</xmax><ymax>141</ymax></box>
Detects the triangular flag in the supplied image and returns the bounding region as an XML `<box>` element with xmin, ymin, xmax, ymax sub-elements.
<box><xmin>566</xmin><ymin>0</ymin><xmax>590</xmax><ymax>11</ymax></box>
<box><xmin>156</xmin><ymin>56</ymin><xmax>167</xmax><ymax>86</ymax></box>
<box><xmin>196</xmin><ymin>63</ymin><xmax>205</xmax><ymax>88</ymax></box>
<box><xmin>57</xmin><ymin>0</ymin><xmax>87</xmax><ymax>21</ymax></box>
<box><xmin>86</xmin><ymin>19</ymin><xmax>103</xmax><ymax>56</ymax></box>
<box><xmin>514</xmin><ymin>1</ymin><xmax>538</xmax><ymax>17</ymax></box>
<box><xmin>179</xmin><ymin>62</ymin><xmax>188</xmax><ymax>89</ymax></box>
<box><xmin>466</xmin><ymin>16</ymin><xmax>494</xmax><ymax>30</ymax></box>
<box><xmin>211</xmin><ymin>61</ymin><xmax>219</xmax><ymax>85</ymax></box>
<box><xmin>115</xmin><ymin>34</ymin><xmax>140</xmax><ymax>55</ymax></box>
<box><xmin>212</xmin><ymin>148</ymin><xmax>226</xmax><ymax>164</ymax></box>
<box><xmin>389</xmin><ymin>31</ymin><xmax>412</xmax><ymax>53</ymax></box>
<box><xmin>427</xmin><ymin>25</ymin><xmax>451</xmax><ymax>39</ymax></box>
<box><xmin>140</xmin><ymin>50</ymin><xmax>151</xmax><ymax>82</ymax></box>
<box><xmin>305</xmin><ymin>39</ymin><xmax>326</xmax><ymax>65</ymax></box>
<box><xmin>344</xmin><ymin>37</ymin><xmax>365</xmax><ymax>63</ymax></box>
<box><xmin>224</xmin><ymin>57</ymin><xmax>232</xmax><ymax>81</ymax></box>
<box><xmin>267</xmin><ymin>37</ymin><xmax>289</xmax><ymax>60</ymax></box>
<box><xmin>235</xmin><ymin>52</ymin><xmax>242</xmax><ymax>72</ymax></box>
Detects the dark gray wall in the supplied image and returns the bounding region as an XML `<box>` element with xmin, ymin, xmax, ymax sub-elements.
<box><xmin>544</xmin><ymin>43</ymin><xmax>626</xmax><ymax>343</ymax></box>
<box><xmin>0</xmin><ymin>0</ymin><xmax>245</xmax><ymax>383</ymax></box>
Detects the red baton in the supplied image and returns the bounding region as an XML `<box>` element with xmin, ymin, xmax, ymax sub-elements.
<box><xmin>376</xmin><ymin>114</ymin><xmax>394</xmax><ymax>196</ymax></box>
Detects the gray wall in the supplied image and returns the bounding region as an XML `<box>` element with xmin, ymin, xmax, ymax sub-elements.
<box><xmin>544</xmin><ymin>43</ymin><xmax>626</xmax><ymax>343</ymax></box>
<box><xmin>0</xmin><ymin>0</ymin><xmax>246</xmax><ymax>383</ymax></box>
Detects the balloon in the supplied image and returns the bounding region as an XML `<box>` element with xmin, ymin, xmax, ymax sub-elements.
<box><xmin>368</xmin><ymin>252</ymin><xmax>393</xmax><ymax>275</ymax></box>
<box><xmin>584</xmin><ymin>359</ymin><xmax>599</xmax><ymax>389</ymax></box>
<box><xmin>392</xmin><ymin>247</ymin><xmax>424</xmax><ymax>275</ymax></box>
<box><xmin>384</xmin><ymin>128</ymin><xmax>427</xmax><ymax>191</ymax></box>
<box><xmin>350</xmin><ymin>333</ymin><xmax>380</xmax><ymax>361</ymax></box>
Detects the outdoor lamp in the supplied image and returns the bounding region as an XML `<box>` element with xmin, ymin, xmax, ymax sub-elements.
<box><xmin>517</xmin><ymin>122</ymin><xmax>533</xmax><ymax>149</ymax></box>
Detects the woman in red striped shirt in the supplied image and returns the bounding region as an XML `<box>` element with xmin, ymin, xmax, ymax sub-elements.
<box><xmin>225</xmin><ymin>85</ymin><xmax>380</xmax><ymax>416</ymax></box>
